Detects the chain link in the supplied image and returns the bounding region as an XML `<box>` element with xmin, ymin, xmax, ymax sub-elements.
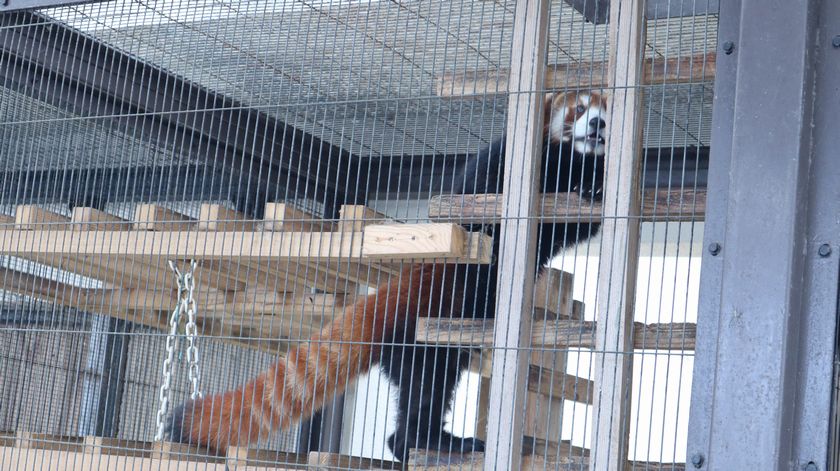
<box><xmin>154</xmin><ymin>260</ymin><xmax>203</xmax><ymax>442</ymax></box>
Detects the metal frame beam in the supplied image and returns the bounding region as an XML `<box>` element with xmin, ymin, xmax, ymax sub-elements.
<box><xmin>563</xmin><ymin>0</ymin><xmax>719</xmax><ymax>24</ymax></box>
<box><xmin>687</xmin><ymin>0</ymin><xmax>839</xmax><ymax>468</ymax></box>
<box><xmin>0</xmin><ymin>12</ymin><xmax>360</xmax><ymax>218</ymax></box>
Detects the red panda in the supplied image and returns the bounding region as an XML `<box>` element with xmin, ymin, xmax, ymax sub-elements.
<box><xmin>164</xmin><ymin>263</ymin><xmax>461</xmax><ymax>453</ymax></box>
<box><xmin>164</xmin><ymin>90</ymin><xmax>608</xmax><ymax>460</ymax></box>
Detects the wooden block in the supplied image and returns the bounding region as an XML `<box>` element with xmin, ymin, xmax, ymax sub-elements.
<box><xmin>406</xmin><ymin>449</ymin><xmax>685</xmax><ymax>470</ymax></box>
<box><xmin>83</xmin><ymin>436</ymin><xmax>151</xmax><ymax>457</ymax></box>
<box><xmin>361</xmin><ymin>224</ymin><xmax>466</xmax><ymax>260</ymax></box>
<box><xmin>338</xmin><ymin>205</ymin><xmax>391</xmax><ymax>231</ymax></box>
<box><xmin>0</xmin><ymin>213</ymin><xmax>14</xmax><ymax>225</ymax></box>
<box><xmin>533</xmin><ymin>268</ymin><xmax>574</xmax><ymax>319</ymax></box>
<box><xmin>263</xmin><ymin>202</ymin><xmax>333</xmax><ymax>232</ymax></box>
<box><xmin>416</xmin><ymin>318</ymin><xmax>696</xmax><ymax>350</ymax></box>
<box><xmin>307</xmin><ymin>451</ymin><xmax>403</xmax><ymax>470</ymax></box>
<box><xmin>14</xmin><ymin>432</ymin><xmax>84</xmax><ymax>451</ymax></box>
<box><xmin>0</xmin><ymin>225</ymin><xmax>490</xmax><ymax>263</ymax></box>
<box><xmin>434</xmin><ymin>52</ymin><xmax>716</xmax><ymax>97</ymax></box>
<box><xmin>134</xmin><ymin>204</ymin><xmax>195</xmax><ymax>231</ymax></box>
<box><xmin>71</xmin><ymin>207</ymin><xmax>130</xmax><ymax>231</ymax></box>
<box><xmin>427</xmin><ymin>188</ymin><xmax>706</xmax><ymax>224</ymax></box>
<box><xmin>198</xmin><ymin>204</ymin><xmax>259</xmax><ymax>232</ymax></box>
<box><xmin>15</xmin><ymin>205</ymin><xmax>71</xmax><ymax>230</ymax></box>
<box><xmin>226</xmin><ymin>446</ymin><xmax>307</xmax><ymax>467</ymax></box>
<box><xmin>151</xmin><ymin>440</ymin><xmax>225</xmax><ymax>463</ymax></box>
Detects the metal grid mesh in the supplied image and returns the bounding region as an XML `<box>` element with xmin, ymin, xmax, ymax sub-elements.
<box><xmin>0</xmin><ymin>0</ymin><xmax>714</xmax><ymax>469</ymax></box>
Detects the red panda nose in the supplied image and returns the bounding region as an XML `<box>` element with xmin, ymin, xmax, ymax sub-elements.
<box><xmin>589</xmin><ymin>117</ymin><xmax>606</xmax><ymax>130</ymax></box>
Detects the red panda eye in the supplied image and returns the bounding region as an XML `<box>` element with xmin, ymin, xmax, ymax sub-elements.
<box><xmin>575</xmin><ymin>104</ymin><xmax>586</xmax><ymax>114</ymax></box>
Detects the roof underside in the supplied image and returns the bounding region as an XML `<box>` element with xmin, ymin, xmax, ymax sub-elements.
<box><xmin>14</xmin><ymin>0</ymin><xmax>716</xmax><ymax>168</ymax></box>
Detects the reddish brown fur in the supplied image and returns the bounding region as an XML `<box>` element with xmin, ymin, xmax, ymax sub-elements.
<box><xmin>171</xmin><ymin>263</ymin><xmax>457</xmax><ymax>453</ymax></box>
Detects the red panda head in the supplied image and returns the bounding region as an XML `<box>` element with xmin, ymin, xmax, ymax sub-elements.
<box><xmin>544</xmin><ymin>91</ymin><xmax>608</xmax><ymax>157</ymax></box>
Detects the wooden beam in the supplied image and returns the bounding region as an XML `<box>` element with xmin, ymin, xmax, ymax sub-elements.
<box><xmin>482</xmin><ymin>0</ymin><xmax>551</xmax><ymax>467</ymax></box>
<box><xmin>428</xmin><ymin>188</ymin><xmax>706</xmax><ymax>224</ymax></box>
<box><xmin>435</xmin><ymin>52</ymin><xmax>715</xmax><ymax>97</ymax></box>
<box><xmin>591</xmin><ymin>0</ymin><xmax>647</xmax><ymax>467</ymax></box>
<box><xmin>197</xmin><ymin>203</ymin><xmax>260</xmax><ymax>232</ymax></box>
<box><xmin>416</xmin><ymin>318</ymin><xmax>695</xmax><ymax>350</ymax></box>
<box><xmin>307</xmin><ymin>451</ymin><xmax>402</xmax><ymax>470</ymax></box>
<box><xmin>0</xmin><ymin>225</ymin><xmax>490</xmax><ymax>263</ymax></box>
<box><xmin>133</xmin><ymin>204</ymin><xmax>195</xmax><ymax>231</ymax></box>
<box><xmin>407</xmin><ymin>449</ymin><xmax>686</xmax><ymax>471</ymax></box>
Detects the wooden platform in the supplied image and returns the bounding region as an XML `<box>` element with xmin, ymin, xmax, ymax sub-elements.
<box><xmin>0</xmin><ymin>202</ymin><xmax>492</xmax><ymax>351</ymax></box>
<box><xmin>0</xmin><ymin>432</ymin><xmax>686</xmax><ymax>470</ymax></box>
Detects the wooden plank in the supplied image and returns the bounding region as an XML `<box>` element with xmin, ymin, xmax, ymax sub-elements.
<box><xmin>0</xmin><ymin>213</ymin><xmax>13</xmax><ymax>225</ymax></box>
<box><xmin>483</xmin><ymin>1</ymin><xmax>550</xmax><ymax>468</ymax></box>
<box><xmin>15</xmin><ymin>205</ymin><xmax>71</xmax><ymax>230</ymax></box>
<box><xmin>307</xmin><ymin>451</ymin><xmax>403</xmax><ymax>470</ymax></box>
<box><xmin>1</xmin><ymin>446</ymin><xmax>231</xmax><ymax>471</ymax></box>
<box><xmin>416</xmin><ymin>318</ymin><xmax>695</xmax><ymax>350</ymax></box>
<box><xmin>14</xmin><ymin>432</ymin><xmax>84</xmax><ymax>451</ymax></box>
<box><xmin>435</xmin><ymin>52</ymin><xmax>715</xmax><ymax>97</ymax></box>
<box><xmin>427</xmin><ymin>188</ymin><xmax>706</xmax><ymax>224</ymax></box>
<box><xmin>83</xmin><ymin>436</ymin><xmax>151</xmax><ymax>458</ymax></box>
<box><xmin>337</xmin><ymin>205</ymin><xmax>392</xmax><ymax>232</ymax></box>
<box><xmin>226</xmin><ymin>446</ymin><xmax>307</xmax><ymax>468</ymax></box>
<box><xmin>133</xmin><ymin>204</ymin><xmax>195</xmax><ymax>231</ymax></box>
<box><xmin>71</xmin><ymin>207</ymin><xmax>130</xmax><ymax>231</ymax></box>
<box><xmin>591</xmin><ymin>0</ymin><xmax>647</xmax><ymax>468</ymax></box>
<box><xmin>198</xmin><ymin>203</ymin><xmax>260</xmax><ymax>232</ymax></box>
<box><xmin>0</xmin><ymin>224</ymin><xmax>489</xmax><ymax>263</ymax></box>
<box><xmin>263</xmin><ymin>202</ymin><xmax>334</xmax><ymax>232</ymax></box>
<box><xmin>407</xmin><ymin>449</ymin><xmax>685</xmax><ymax>471</ymax></box>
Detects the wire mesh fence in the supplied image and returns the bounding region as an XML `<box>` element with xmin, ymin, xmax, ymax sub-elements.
<box><xmin>0</xmin><ymin>0</ymin><xmax>715</xmax><ymax>469</ymax></box>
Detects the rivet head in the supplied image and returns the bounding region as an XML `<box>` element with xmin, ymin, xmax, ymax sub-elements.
<box><xmin>804</xmin><ymin>462</ymin><xmax>819</xmax><ymax>471</ymax></box>
<box><xmin>819</xmin><ymin>244</ymin><xmax>832</xmax><ymax>257</ymax></box>
<box><xmin>708</xmin><ymin>242</ymin><xmax>721</xmax><ymax>256</ymax></box>
<box><xmin>722</xmin><ymin>41</ymin><xmax>735</xmax><ymax>54</ymax></box>
<box><xmin>833</xmin><ymin>35</ymin><xmax>840</xmax><ymax>48</ymax></box>
<box><xmin>691</xmin><ymin>453</ymin><xmax>705</xmax><ymax>468</ymax></box>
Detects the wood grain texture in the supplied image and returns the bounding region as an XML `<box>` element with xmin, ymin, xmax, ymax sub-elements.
<box><xmin>133</xmin><ymin>204</ymin><xmax>195</xmax><ymax>231</ymax></box>
<box><xmin>71</xmin><ymin>207</ymin><xmax>131</xmax><ymax>231</ymax></box>
<box><xmin>482</xmin><ymin>1</ymin><xmax>550</xmax><ymax>468</ymax></box>
<box><xmin>428</xmin><ymin>189</ymin><xmax>706</xmax><ymax>224</ymax></box>
<box><xmin>0</xmin><ymin>224</ymin><xmax>489</xmax><ymax>263</ymax></box>
<box><xmin>435</xmin><ymin>52</ymin><xmax>715</xmax><ymax>97</ymax></box>
<box><xmin>415</xmin><ymin>318</ymin><xmax>696</xmax><ymax>350</ymax></box>
<box><xmin>590</xmin><ymin>0</ymin><xmax>648</xmax><ymax>468</ymax></box>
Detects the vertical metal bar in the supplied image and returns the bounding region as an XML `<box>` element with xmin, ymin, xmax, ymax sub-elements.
<box><xmin>589</xmin><ymin>0</ymin><xmax>646</xmax><ymax>469</ymax></box>
<box><xmin>687</xmin><ymin>0</ymin><xmax>822</xmax><ymax>468</ymax></box>
<box><xmin>483</xmin><ymin>1</ymin><xmax>549</xmax><ymax>469</ymax></box>
<box><xmin>790</xmin><ymin>0</ymin><xmax>840</xmax><ymax>466</ymax></box>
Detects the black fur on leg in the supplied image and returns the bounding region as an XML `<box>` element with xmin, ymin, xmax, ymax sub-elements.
<box><xmin>163</xmin><ymin>400</ymin><xmax>194</xmax><ymax>445</ymax></box>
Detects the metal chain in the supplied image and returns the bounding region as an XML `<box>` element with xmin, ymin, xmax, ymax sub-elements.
<box><xmin>154</xmin><ymin>260</ymin><xmax>203</xmax><ymax>442</ymax></box>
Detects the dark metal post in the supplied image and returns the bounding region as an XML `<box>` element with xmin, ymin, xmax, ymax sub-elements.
<box><xmin>687</xmin><ymin>0</ymin><xmax>840</xmax><ymax>468</ymax></box>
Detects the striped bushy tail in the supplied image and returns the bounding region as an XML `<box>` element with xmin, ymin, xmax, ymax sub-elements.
<box><xmin>164</xmin><ymin>263</ymin><xmax>455</xmax><ymax>453</ymax></box>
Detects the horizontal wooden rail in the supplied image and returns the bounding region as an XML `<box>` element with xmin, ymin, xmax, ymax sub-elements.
<box><xmin>416</xmin><ymin>318</ymin><xmax>696</xmax><ymax>350</ymax></box>
<box><xmin>435</xmin><ymin>52</ymin><xmax>716</xmax><ymax>97</ymax></box>
<box><xmin>428</xmin><ymin>188</ymin><xmax>706</xmax><ymax>224</ymax></box>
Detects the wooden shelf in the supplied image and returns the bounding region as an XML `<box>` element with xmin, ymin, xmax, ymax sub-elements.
<box><xmin>435</xmin><ymin>52</ymin><xmax>715</xmax><ymax>97</ymax></box>
<box><xmin>428</xmin><ymin>188</ymin><xmax>706</xmax><ymax>224</ymax></box>
<box><xmin>417</xmin><ymin>317</ymin><xmax>696</xmax><ymax>350</ymax></box>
